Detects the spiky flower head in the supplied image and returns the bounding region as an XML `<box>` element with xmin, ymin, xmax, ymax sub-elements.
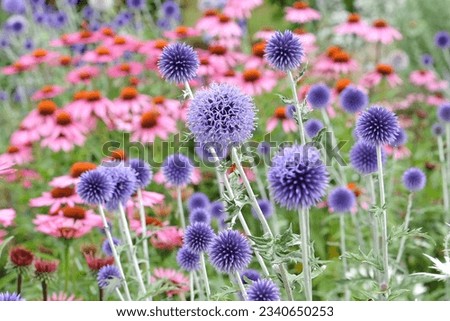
<box><xmin>9</xmin><ymin>247</ymin><xmax>33</xmax><ymax>268</ymax></box>
<box><xmin>189</xmin><ymin>208</ymin><xmax>211</xmax><ymax>225</ymax></box>
<box><xmin>328</xmin><ymin>187</ymin><xmax>356</xmax><ymax>213</ymax></box>
<box><xmin>162</xmin><ymin>153</ymin><xmax>193</xmax><ymax>186</ymax></box>
<box><xmin>209</xmin><ymin>230</ymin><xmax>252</xmax><ymax>273</ymax></box>
<box><xmin>129</xmin><ymin>158</ymin><xmax>152</xmax><ymax>188</ymax></box>
<box><xmin>176</xmin><ymin>246</ymin><xmax>200</xmax><ymax>272</ymax></box>
<box><xmin>268</xmin><ymin>145</ymin><xmax>328</xmax><ymax>210</ymax></box>
<box><xmin>97</xmin><ymin>265</ymin><xmax>122</xmax><ymax>289</ymax></box>
<box><xmin>389</xmin><ymin>128</ymin><xmax>408</xmax><ymax>147</ymax></box>
<box><xmin>304</xmin><ymin>118</ymin><xmax>323</xmax><ymax>138</ymax></box>
<box><xmin>99</xmin><ymin>163</ymin><xmax>137</xmax><ymax>211</ymax></box>
<box><xmin>209</xmin><ymin>201</ymin><xmax>226</xmax><ymax>219</ymax></box>
<box><xmin>187</xmin><ymin>83</ymin><xmax>256</xmax><ymax>146</ymax></box>
<box><xmin>187</xmin><ymin>192</ymin><xmax>210</xmax><ymax>211</ymax></box>
<box><xmin>247</xmin><ymin>279</ymin><xmax>281</xmax><ymax>301</ymax></box>
<box><xmin>0</xmin><ymin>292</ymin><xmax>24</xmax><ymax>301</ymax></box>
<box><xmin>77</xmin><ymin>169</ymin><xmax>114</xmax><ymax>205</ymax></box>
<box><xmin>265</xmin><ymin>30</ymin><xmax>304</xmax><ymax>71</ymax></box>
<box><xmin>241</xmin><ymin>269</ymin><xmax>261</xmax><ymax>284</ymax></box>
<box><xmin>34</xmin><ymin>259</ymin><xmax>59</xmax><ymax>283</ymax></box>
<box><xmin>402</xmin><ymin>167</ymin><xmax>426</xmax><ymax>192</ymax></box>
<box><xmin>438</xmin><ymin>103</ymin><xmax>450</xmax><ymax>123</ymax></box>
<box><xmin>101</xmin><ymin>238</ymin><xmax>121</xmax><ymax>257</ymax></box>
<box><xmin>307</xmin><ymin>83</ymin><xmax>331</xmax><ymax>109</ymax></box>
<box><xmin>158</xmin><ymin>42</ymin><xmax>199</xmax><ymax>83</ymax></box>
<box><xmin>184</xmin><ymin>222</ymin><xmax>215</xmax><ymax>253</ymax></box>
<box><xmin>349</xmin><ymin>142</ymin><xmax>385</xmax><ymax>175</ymax></box>
<box><xmin>355</xmin><ymin>106</ymin><xmax>399</xmax><ymax>146</ymax></box>
<box><xmin>339</xmin><ymin>86</ymin><xmax>368</xmax><ymax>113</ymax></box>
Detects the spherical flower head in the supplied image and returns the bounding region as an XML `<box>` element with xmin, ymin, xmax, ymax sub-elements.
<box><xmin>6</xmin><ymin>15</ymin><xmax>28</xmax><ymax>35</ymax></box>
<box><xmin>176</xmin><ymin>246</ymin><xmax>200</xmax><ymax>272</ymax></box>
<box><xmin>187</xmin><ymin>192</ymin><xmax>210</xmax><ymax>211</ymax></box>
<box><xmin>129</xmin><ymin>158</ymin><xmax>152</xmax><ymax>188</ymax></box>
<box><xmin>187</xmin><ymin>83</ymin><xmax>256</xmax><ymax>145</ymax></box>
<box><xmin>0</xmin><ymin>292</ymin><xmax>24</xmax><ymax>301</ymax></box>
<box><xmin>9</xmin><ymin>247</ymin><xmax>33</xmax><ymax>267</ymax></box>
<box><xmin>265</xmin><ymin>30</ymin><xmax>304</xmax><ymax>71</ymax></box>
<box><xmin>307</xmin><ymin>83</ymin><xmax>331</xmax><ymax>109</ymax></box>
<box><xmin>162</xmin><ymin>153</ymin><xmax>193</xmax><ymax>186</ymax></box>
<box><xmin>438</xmin><ymin>103</ymin><xmax>450</xmax><ymax>123</ymax></box>
<box><xmin>304</xmin><ymin>118</ymin><xmax>324</xmax><ymax>138</ymax></box>
<box><xmin>209</xmin><ymin>230</ymin><xmax>252</xmax><ymax>273</ymax></box>
<box><xmin>355</xmin><ymin>106</ymin><xmax>399</xmax><ymax>146</ymax></box>
<box><xmin>251</xmin><ymin>199</ymin><xmax>273</xmax><ymax>218</ymax></box>
<box><xmin>339</xmin><ymin>86</ymin><xmax>368</xmax><ymax>113</ymax></box>
<box><xmin>241</xmin><ymin>269</ymin><xmax>261</xmax><ymax>284</ymax></box>
<box><xmin>247</xmin><ymin>279</ymin><xmax>281</xmax><ymax>301</ymax></box>
<box><xmin>189</xmin><ymin>208</ymin><xmax>211</xmax><ymax>224</ymax></box>
<box><xmin>126</xmin><ymin>0</ymin><xmax>145</xmax><ymax>9</ymax></box>
<box><xmin>99</xmin><ymin>163</ymin><xmax>137</xmax><ymax>211</ymax></box>
<box><xmin>434</xmin><ymin>31</ymin><xmax>450</xmax><ymax>49</ymax></box>
<box><xmin>77</xmin><ymin>169</ymin><xmax>114</xmax><ymax>205</ymax></box>
<box><xmin>97</xmin><ymin>265</ymin><xmax>122</xmax><ymax>289</ymax></box>
<box><xmin>349</xmin><ymin>142</ymin><xmax>385</xmax><ymax>175</ymax></box>
<box><xmin>390</xmin><ymin>128</ymin><xmax>408</xmax><ymax>147</ymax></box>
<box><xmin>184</xmin><ymin>222</ymin><xmax>215</xmax><ymax>253</ymax></box>
<box><xmin>158</xmin><ymin>42</ymin><xmax>199</xmax><ymax>83</ymax></box>
<box><xmin>328</xmin><ymin>187</ymin><xmax>356</xmax><ymax>213</ymax></box>
<box><xmin>209</xmin><ymin>201</ymin><xmax>226</xmax><ymax>219</ymax></box>
<box><xmin>34</xmin><ymin>259</ymin><xmax>59</xmax><ymax>282</ymax></box>
<box><xmin>1</xmin><ymin>0</ymin><xmax>25</xmax><ymax>14</ymax></box>
<box><xmin>162</xmin><ymin>0</ymin><xmax>180</xmax><ymax>18</ymax></box>
<box><xmin>102</xmin><ymin>238</ymin><xmax>121</xmax><ymax>257</ymax></box>
<box><xmin>257</xmin><ymin>142</ymin><xmax>271</xmax><ymax>156</ymax></box>
<box><xmin>402</xmin><ymin>167</ymin><xmax>426</xmax><ymax>192</ymax></box>
<box><xmin>268</xmin><ymin>145</ymin><xmax>328</xmax><ymax>210</ymax></box>
<box><xmin>285</xmin><ymin>104</ymin><xmax>296</xmax><ymax>119</ymax></box>
<box><xmin>432</xmin><ymin>123</ymin><xmax>444</xmax><ymax>137</ymax></box>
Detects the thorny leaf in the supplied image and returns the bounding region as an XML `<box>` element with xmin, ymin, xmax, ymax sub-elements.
<box><xmin>342</xmin><ymin>249</ymin><xmax>383</xmax><ymax>270</ymax></box>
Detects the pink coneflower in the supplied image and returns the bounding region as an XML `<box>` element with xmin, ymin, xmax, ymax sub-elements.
<box><xmin>126</xmin><ymin>191</ymin><xmax>165</xmax><ymax>227</ymax></box>
<box><xmin>410</xmin><ymin>69</ymin><xmax>436</xmax><ymax>87</ymax></box>
<box><xmin>427</xmin><ymin>79</ymin><xmax>448</xmax><ymax>92</ymax></box>
<box><xmin>196</xmin><ymin>13</ymin><xmax>242</xmax><ymax>41</ymax></box>
<box><xmin>112</xmin><ymin>87</ymin><xmax>152</xmax><ymax>116</ymax></box>
<box><xmin>195</xmin><ymin>9</ymin><xmax>220</xmax><ymax>34</ymax></box>
<box><xmin>245</xmin><ymin>41</ymin><xmax>267</xmax><ymax>69</ymax></box>
<box><xmin>103</xmin><ymin>35</ymin><xmax>141</xmax><ymax>53</ymax></box>
<box><xmin>22</xmin><ymin>100</ymin><xmax>58</xmax><ymax>137</ymax></box>
<box><xmin>128</xmin><ymin>213</ymin><xmax>166</xmax><ymax>236</ymax></box>
<box><xmin>78</xmin><ymin>90</ymin><xmax>116</xmax><ymax>125</ymax></box>
<box><xmin>385</xmin><ymin>145</ymin><xmax>411</xmax><ymax>160</ymax></box>
<box><xmin>427</xmin><ymin>92</ymin><xmax>446</xmax><ymax>106</ymax></box>
<box><xmin>151</xmin><ymin>96</ymin><xmax>184</xmax><ymax>120</ymax></box>
<box><xmin>233</xmin><ymin>68</ymin><xmax>277</xmax><ymax>96</ymax></box>
<box><xmin>51</xmin><ymin>30</ymin><xmax>100</xmax><ymax>47</ymax></box>
<box><xmin>48</xmin><ymin>292</ymin><xmax>81</xmax><ymax>301</ymax></box>
<box><xmin>266</xmin><ymin>106</ymin><xmax>297</xmax><ymax>133</ymax></box>
<box><xmin>293</xmin><ymin>28</ymin><xmax>317</xmax><ymax>54</ymax></box>
<box><xmin>0</xmin><ymin>145</ymin><xmax>33</xmax><ymax>165</ymax></box>
<box><xmin>50</xmin><ymin>162</ymin><xmax>97</xmax><ymax>188</ymax></box>
<box><xmin>63</xmin><ymin>91</ymin><xmax>96</xmax><ymax>128</ymax></box>
<box><xmin>139</xmin><ymin>39</ymin><xmax>169</xmax><ymax>70</ymax></box>
<box><xmin>96</xmin><ymin>27</ymin><xmax>116</xmax><ymax>41</ymax></box>
<box><xmin>334</xmin><ymin>13</ymin><xmax>368</xmax><ymax>36</ymax></box>
<box><xmin>107</xmin><ymin>62</ymin><xmax>143</xmax><ymax>78</ymax></box>
<box><xmin>360</xmin><ymin>64</ymin><xmax>402</xmax><ymax>88</ymax></box>
<box><xmin>223</xmin><ymin>0</ymin><xmax>262</xmax><ymax>19</ymax></box>
<box><xmin>32</xmin><ymin>85</ymin><xmax>65</xmax><ymax>101</ymax></box>
<box><xmin>207</xmin><ymin>44</ymin><xmax>244</xmax><ymax>70</ymax></box>
<box><xmin>253</xmin><ymin>27</ymin><xmax>275</xmax><ymax>41</ymax></box>
<box><xmin>151</xmin><ymin>268</ymin><xmax>189</xmax><ymax>298</ymax></box>
<box><xmin>4</xmin><ymin>168</ymin><xmax>40</xmax><ymax>189</ymax></box>
<box><xmin>151</xmin><ymin>226</ymin><xmax>183</xmax><ymax>250</ymax></box>
<box><xmin>329</xmin><ymin>51</ymin><xmax>358</xmax><ymax>74</ymax></box>
<box><xmin>82</xmin><ymin>46</ymin><xmax>120</xmax><ymax>64</ymax></box>
<box><xmin>2</xmin><ymin>61</ymin><xmax>34</xmax><ymax>75</ymax></box>
<box><xmin>164</xmin><ymin>25</ymin><xmax>200</xmax><ymax>40</ymax></box>
<box><xmin>197</xmin><ymin>53</ymin><xmax>228</xmax><ymax>78</ymax></box>
<box><xmin>285</xmin><ymin>1</ymin><xmax>321</xmax><ymax>24</ymax></box>
<box><xmin>30</xmin><ymin>186</ymin><xmax>82</xmax><ymax>213</ymax></box>
<box><xmin>0</xmin><ymin>208</ymin><xmax>16</xmax><ymax>227</ymax></box>
<box><xmin>18</xmin><ymin>49</ymin><xmax>59</xmax><ymax>67</ymax></box>
<box><xmin>0</xmin><ymin>160</ymin><xmax>15</xmax><ymax>177</ymax></box>
<box><xmin>67</xmin><ymin>65</ymin><xmax>100</xmax><ymax>85</ymax></box>
<box><xmin>363</xmin><ymin>19</ymin><xmax>402</xmax><ymax>44</ymax></box>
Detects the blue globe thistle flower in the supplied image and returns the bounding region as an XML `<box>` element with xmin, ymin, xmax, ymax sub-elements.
<box><xmin>209</xmin><ymin>201</ymin><xmax>226</xmax><ymax>219</ymax></box>
<box><xmin>189</xmin><ymin>208</ymin><xmax>211</xmax><ymax>224</ymax></box>
<box><xmin>77</xmin><ymin>169</ymin><xmax>114</xmax><ymax>205</ymax></box>
<box><xmin>99</xmin><ymin>163</ymin><xmax>137</xmax><ymax>211</ymax></box>
<box><xmin>177</xmin><ymin>246</ymin><xmax>200</xmax><ymax>272</ymax></box>
<box><xmin>304</xmin><ymin>118</ymin><xmax>324</xmax><ymax>138</ymax></box>
<box><xmin>5</xmin><ymin>15</ymin><xmax>28</xmax><ymax>35</ymax></box>
<box><xmin>285</xmin><ymin>104</ymin><xmax>296</xmax><ymax>119</ymax></box>
<box><xmin>268</xmin><ymin>145</ymin><xmax>328</xmax><ymax>210</ymax></box>
<box><xmin>421</xmin><ymin>54</ymin><xmax>433</xmax><ymax>67</ymax></box>
<box><xmin>257</xmin><ymin>142</ymin><xmax>271</xmax><ymax>156</ymax></box>
<box><xmin>129</xmin><ymin>158</ymin><xmax>152</xmax><ymax>188</ymax></box>
<box><xmin>0</xmin><ymin>292</ymin><xmax>24</xmax><ymax>301</ymax></box>
<box><xmin>355</xmin><ymin>106</ymin><xmax>399</xmax><ymax>146</ymax></box>
<box><xmin>158</xmin><ymin>42</ymin><xmax>199</xmax><ymax>83</ymax></box>
<box><xmin>127</xmin><ymin>0</ymin><xmax>145</xmax><ymax>9</ymax></box>
<box><xmin>434</xmin><ymin>31</ymin><xmax>450</xmax><ymax>49</ymax></box>
<box><xmin>339</xmin><ymin>86</ymin><xmax>368</xmax><ymax>113</ymax></box>
<box><xmin>438</xmin><ymin>103</ymin><xmax>450</xmax><ymax>123</ymax></box>
<box><xmin>241</xmin><ymin>269</ymin><xmax>261</xmax><ymax>284</ymax></box>
<box><xmin>0</xmin><ymin>37</ymin><xmax>10</xmax><ymax>49</ymax></box>
<box><xmin>247</xmin><ymin>279</ymin><xmax>281</xmax><ymax>301</ymax></box>
<box><xmin>307</xmin><ymin>83</ymin><xmax>331</xmax><ymax>109</ymax></box>
<box><xmin>1</xmin><ymin>0</ymin><xmax>25</xmax><ymax>14</ymax></box>
<box><xmin>97</xmin><ymin>265</ymin><xmax>122</xmax><ymax>289</ymax></box>
<box><xmin>349</xmin><ymin>142</ymin><xmax>385</xmax><ymax>175</ymax></box>
<box><xmin>162</xmin><ymin>0</ymin><xmax>180</xmax><ymax>19</ymax></box>
<box><xmin>50</xmin><ymin>11</ymin><xmax>68</xmax><ymax>29</ymax></box>
<box><xmin>251</xmin><ymin>199</ymin><xmax>273</xmax><ymax>218</ymax></box>
<box><xmin>209</xmin><ymin>230</ymin><xmax>252</xmax><ymax>273</ymax></box>
<box><xmin>265</xmin><ymin>30</ymin><xmax>304</xmax><ymax>71</ymax></box>
<box><xmin>102</xmin><ymin>237</ymin><xmax>121</xmax><ymax>257</ymax></box>
<box><xmin>162</xmin><ymin>153</ymin><xmax>193</xmax><ymax>186</ymax></box>
<box><xmin>389</xmin><ymin>128</ymin><xmax>407</xmax><ymax>147</ymax></box>
<box><xmin>188</xmin><ymin>192</ymin><xmax>210</xmax><ymax>211</ymax></box>
<box><xmin>184</xmin><ymin>222</ymin><xmax>215</xmax><ymax>254</ymax></box>
<box><xmin>432</xmin><ymin>123</ymin><xmax>444</xmax><ymax>137</ymax></box>
<box><xmin>402</xmin><ymin>168</ymin><xmax>426</xmax><ymax>192</ymax></box>
<box><xmin>33</xmin><ymin>11</ymin><xmax>46</xmax><ymax>25</ymax></box>
<box><xmin>187</xmin><ymin>83</ymin><xmax>256</xmax><ymax>146</ymax></box>
<box><xmin>328</xmin><ymin>187</ymin><xmax>356</xmax><ymax>213</ymax></box>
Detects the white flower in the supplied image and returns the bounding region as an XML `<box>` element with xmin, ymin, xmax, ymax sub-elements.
<box><xmin>88</xmin><ymin>0</ymin><xmax>114</xmax><ymax>12</ymax></box>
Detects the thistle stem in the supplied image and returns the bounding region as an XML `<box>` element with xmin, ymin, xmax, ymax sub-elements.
<box><xmin>299</xmin><ymin>208</ymin><xmax>313</xmax><ymax>301</ymax></box>
<box><xmin>177</xmin><ymin>187</ymin><xmax>186</xmax><ymax>229</ymax></box>
<box><xmin>200</xmin><ymin>252</ymin><xmax>211</xmax><ymax>299</ymax></box>
<box><xmin>446</xmin><ymin>125</ymin><xmax>450</xmax><ymax>222</ymax></box>
<box><xmin>190</xmin><ymin>272</ymin><xmax>195</xmax><ymax>301</ymax></box>
<box><xmin>340</xmin><ymin>215</ymin><xmax>350</xmax><ymax>300</ymax></box>
<box><xmin>184</xmin><ymin>81</ymin><xmax>194</xmax><ymax>100</ymax></box>
<box><xmin>437</xmin><ymin>136</ymin><xmax>449</xmax><ymax>216</ymax></box>
<box><xmin>278</xmin><ymin>263</ymin><xmax>294</xmax><ymax>301</ymax></box>
<box><xmin>250</xmin><ymin>159</ymin><xmax>268</xmax><ymax>200</ymax></box>
<box><xmin>98</xmin><ymin>205</ymin><xmax>132</xmax><ymax>301</ymax></box>
<box><xmin>376</xmin><ymin>145</ymin><xmax>390</xmax><ymax>293</ymax></box>
<box><xmin>395</xmin><ymin>193</ymin><xmax>414</xmax><ymax>265</ymax></box>
<box><xmin>368</xmin><ymin>175</ymin><xmax>381</xmax><ymax>282</ymax></box>
<box><xmin>115</xmin><ymin>288</ymin><xmax>125</xmax><ymax>301</ymax></box>
<box><xmin>137</xmin><ymin>188</ymin><xmax>152</xmax><ymax>291</ymax></box>
<box><xmin>287</xmin><ymin>70</ymin><xmax>306</xmax><ymax>145</ymax></box>
<box><xmin>234</xmin><ymin>271</ymin><xmax>248</xmax><ymax>300</ymax></box>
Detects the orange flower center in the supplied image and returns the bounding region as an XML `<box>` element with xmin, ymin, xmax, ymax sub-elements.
<box><xmin>145</xmin><ymin>216</ymin><xmax>164</xmax><ymax>227</ymax></box>
<box><xmin>13</xmin><ymin>62</ymin><xmax>26</xmax><ymax>71</ymax></box>
<box><xmin>141</xmin><ymin>110</ymin><xmax>160</xmax><ymax>128</ymax></box>
<box><xmin>376</xmin><ymin>64</ymin><xmax>393</xmax><ymax>75</ymax></box>
<box><xmin>332</xmin><ymin>51</ymin><xmax>350</xmax><ymax>63</ymax></box>
<box><xmin>41</xmin><ymin>85</ymin><xmax>54</xmax><ymax>94</ymax></box>
<box><xmin>129</xmin><ymin>77</ymin><xmax>139</xmax><ymax>86</ymax></box>
<box><xmin>120</xmin><ymin>87</ymin><xmax>138</xmax><ymax>100</ymax></box>
<box><xmin>51</xmin><ymin>187</ymin><xmax>75</xmax><ymax>198</ymax></box>
<box><xmin>252</xmin><ymin>42</ymin><xmax>266</xmax><ymax>57</ymax></box>
<box><xmin>326</xmin><ymin>46</ymin><xmax>342</xmax><ymax>58</ymax></box>
<box><xmin>347</xmin><ymin>182</ymin><xmax>362</xmax><ymax>197</ymax></box>
<box><xmin>218</xmin><ymin>14</ymin><xmax>231</xmax><ymax>23</ymax></box>
<box><xmin>86</xmin><ymin>91</ymin><xmax>102</xmax><ymax>101</ymax></box>
<box><xmin>153</xmin><ymin>96</ymin><xmax>165</xmax><ymax>104</ymax></box>
<box><xmin>70</xmin><ymin>162</ymin><xmax>97</xmax><ymax>178</ymax></box>
<box><xmin>38</xmin><ymin>100</ymin><xmax>57</xmax><ymax>116</ymax></box>
<box><xmin>101</xmin><ymin>27</ymin><xmax>115</xmax><ymax>37</ymax></box>
<box><xmin>373</xmin><ymin>19</ymin><xmax>388</xmax><ymax>28</ymax></box>
<box><xmin>293</xmin><ymin>1</ymin><xmax>309</xmax><ymax>9</ymax></box>
<box><xmin>95</xmin><ymin>46</ymin><xmax>110</xmax><ymax>56</ymax></box>
<box><xmin>224</xmin><ymin>70</ymin><xmax>236</xmax><ymax>77</ymax></box>
<box><xmin>175</xmin><ymin>26</ymin><xmax>189</xmax><ymax>36</ymax></box>
<box><xmin>73</xmin><ymin>91</ymin><xmax>87</xmax><ymax>101</ymax></box>
<box><xmin>114</xmin><ymin>36</ymin><xmax>126</xmax><ymax>45</ymax></box>
<box><xmin>209</xmin><ymin>45</ymin><xmax>227</xmax><ymax>55</ymax></box>
<box><xmin>203</xmin><ymin>9</ymin><xmax>218</xmax><ymax>17</ymax></box>
<box><xmin>79</xmin><ymin>71</ymin><xmax>93</xmax><ymax>80</ymax></box>
<box><xmin>62</xmin><ymin>206</ymin><xmax>86</xmax><ymax>220</ymax></box>
<box><xmin>7</xmin><ymin>146</ymin><xmax>20</xmax><ymax>154</ymax></box>
<box><xmin>274</xmin><ymin>107</ymin><xmax>287</xmax><ymax>119</ymax></box>
<box><xmin>243</xmin><ymin>69</ymin><xmax>261</xmax><ymax>82</ymax></box>
<box><xmin>80</xmin><ymin>30</ymin><xmax>93</xmax><ymax>39</ymax></box>
<box><xmin>119</xmin><ymin>63</ymin><xmax>131</xmax><ymax>72</ymax></box>
<box><xmin>110</xmin><ymin>149</ymin><xmax>126</xmax><ymax>161</ymax></box>
<box><xmin>154</xmin><ymin>39</ymin><xmax>168</xmax><ymax>50</ymax></box>
<box><xmin>335</xmin><ymin>78</ymin><xmax>351</xmax><ymax>93</ymax></box>
<box><xmin>59</xmin><ymin>56</ymin><xmax>72</xmax><ymax>66</ymax></box>
<box><xmin>56</xmin><ymin>111</ymin><xmax>72</xmax><ymax>126</ymax></box>
<box><xmin>347</xmin><ymin>13</ymin><xmax>360</xmax><ymax>23</ymax></box>
<box><xmin>200</xmin><ymin>57</ymin><xmax>209</xmax><ymax>65</ymax></box>
<box><xmin>293</xmin><ymin>28</ymin><xmax>307</xmax><ymax>35</ymax></box>
<box><xmin>33</xmin><ymin>49</ymin><xmax>48</xmax><ymax>58</ymax></box>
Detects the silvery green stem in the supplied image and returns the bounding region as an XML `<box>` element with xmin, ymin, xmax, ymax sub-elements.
<box><xmin>250</xmin><ymin>159</ymin><xmax>268</xmax><ymax>200</ymax></box>
<box><xmin>446</xmin><ymin>124</ymin><xmax>450</xmax><ymax>220</ymax></box>
<box><xmin>98</xmin><ymin>205</ymin><xmax>131</xmax><ymax>301</ymax></box>
<box><xmin>376</xmin><ymin>145</ymin><xmax>390</xmax><ymax>292</ymax></box>
<box><xmin>209</xmin><ymin>147</ymin><xmax>270</xmax><ymax>277</ymax></box>
<box><xmin>118</xmin><ymin>203</ymin><xmax>147</xmax><ymax>297</ymax></box>
<box><xmin>115</xmin><ymin>288</ymin><xmax>125</xmax><ymax>301</ymax></box>
<box><xmin>287</xmin><ymin>70</ymin><xmax>306</xmax><ymax>145</ymax></box>
<box><xmin>177</xmin><ymin>187</ymin><xmax>186</xmax><ymax>229</ymax></box>
<box><xmin>395</xmin><ymin>192</ymin><xmax>414</xmax><ymax>265</ymax></box>
<box><xmin>137</xmin><ymin>188</ymin><xmax>152</xmax><ymax>291</ymax></box>
<box><xmin>278</xmin><ymin>263</ymin><xmax>294</xmax><ymax>301</ymax></box>
<box><xmin>190</xmin><ymin>272</ymin><xmax>195</xmax><ymax>301</ymax></box>
<box><xmin>184</xmin><ymin>81</ymin><xmax>194</xmax><ymax>100</ymax></box>
<box><xmin>299</xmin><ymin>208</ymin><xmax>313</xmax><ymax>301</ymax></box>
<box><xmin>200</xmin><ymin>253</ymin><xmax>211</xmax><ymax>299</ymax></box>
<box><xmin>437</xmin><ymin>136</ymin><xmax>449</xmax><ymax>214</ymax></box>
<box><xmin>368</xmin><ymin>175</ymin><xmax>381</xmax><ymax>269</ymax></box>
<box><xmin>265</xmin><ymin>164</ymin><xmax>280</xmax><ymax>235</ymax></box>
<box><xmin>340</xmin><ymin>215</ymin><xmax>350</xmax><ymax>300</ymax></box>
<box><xmin>234</xmin><ymin>271</ymin><xmax>248</xmax><ymax>300</ymax></box>
<box><xmin>193</xmin><ymin>271</ymin><xmax>204</xmax><ymax>300</ymax></box>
